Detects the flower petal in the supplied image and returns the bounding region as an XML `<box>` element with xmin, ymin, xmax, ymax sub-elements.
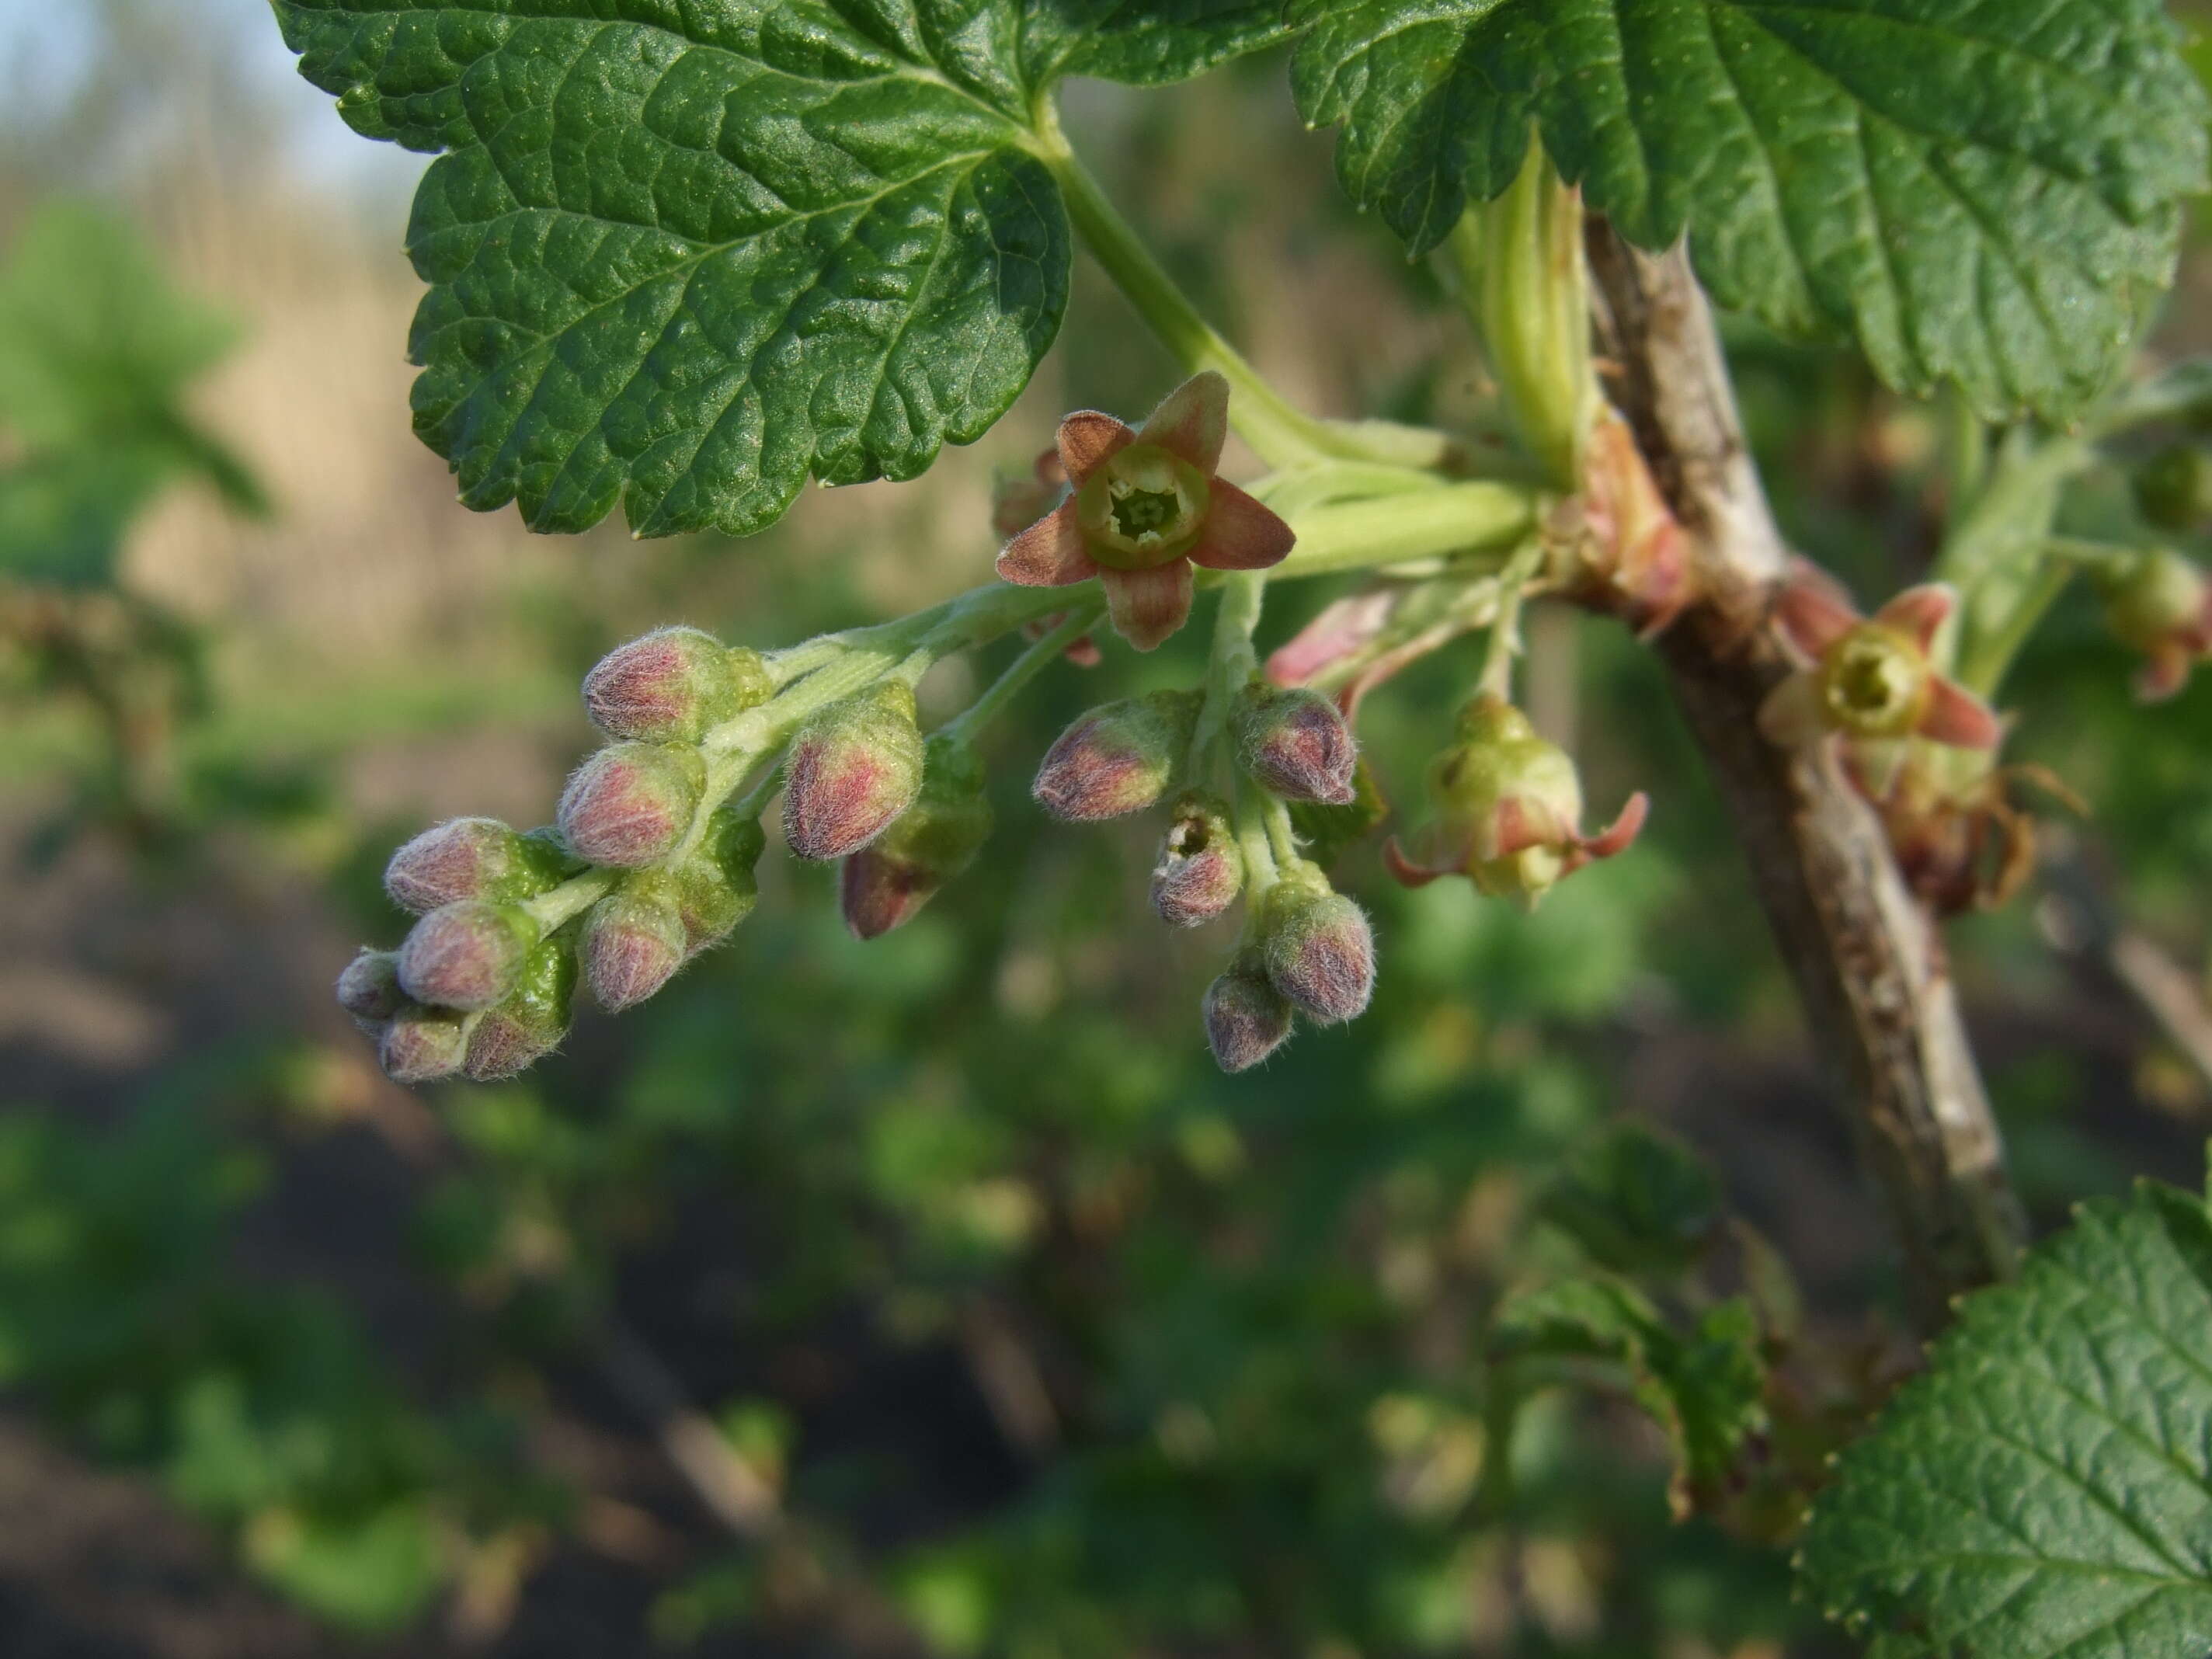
<box><xmin>1102</xmin><ymin>560</ymin><xmax>1195</xmax><ymax>653</ymax></box>
<box><xmin>1916</xmin><ymin>676</ymin><xmax>2002</xmax><ymax>749</ymax></box>
<box><xmin>1188</xmin><ymin>480</ymin><xmax>1296</xmax><ymax>571</ymax></box>
<box><xmin>2136</xmin><ymin>647</ymin><xmax>2193</xmax><ymax>703</ymax></box>
<box><xmin>1490</xmin><ymin>795</ymin><xmax>1573</xmax><ymax>859</ymax></box>
<box><xmin>1056</xmin><ymin>412</ymin><xmax>1135</xmax><ymax>484</ymax></box>
<box><xmin>1873</xmin><ymin>583</ymin><xmax>1956</xmax><ymax>652</ymax></box>
<box><xmin>1382</xmin><ymin>836</ymin><xmax>1449</xmax><ymax>888</ymax></box>
<box><xmin>1772</xmin><ymin>565</ymin><xmax>1861</xmax><ymax>659</ymax></box>
<box><xmin>1577</xmin><ymin>791</ymin><xmax>1649</xmax><ymax>861</ymax></box>
<box><xmin>1135</xmin><ymin>370</ymin><xmax>1230</xmax><ymax>472</ymax></box>
<box><xmin>996</xmin><ymin>499</ymin><xmax>1098</xmax><ymax>587</ymax></box>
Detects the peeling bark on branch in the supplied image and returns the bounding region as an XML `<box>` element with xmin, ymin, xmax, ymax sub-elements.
<box><xmin>1586</xmin><ymin>228</ymin><xmax>2024</xmax><ymax>1333</ymax></box>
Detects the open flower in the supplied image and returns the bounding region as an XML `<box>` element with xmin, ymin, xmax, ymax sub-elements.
<box><xmin>1758</xmin><ymin>570</ymin><xmax>2000</xmax><ymax>760</ymax></box>
<box><xmin>996</xmin><ymin>371</ymin><xmax>1295</xmax><ymax>651</ymax></box>
<box><xmin>1383</xmin><ymin>697</ymin><xmax>1647</xmax><ymax>906</ymax></box>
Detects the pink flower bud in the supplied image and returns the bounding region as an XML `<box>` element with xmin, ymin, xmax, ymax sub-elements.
<box><xmin>558</xmin><ymin>742</ymin><xmax>706</xmax><ymax>868</ymax></box>
<box><xmin>1260</xmin><ymin>874</ymin><xmax>1376</xmax><ymax>1025</ymax></box>
<box><xmin>579</xmin><ymin>882</ymin><xmax>689</xmax><ymax>1012</ymax></box>
<box><xmin>335</xmin><ymin>948</ymin><xmax>405</xmax><ymax>1026</ymax></box>
<box><xmin>464</xmin><ymin>937</ymin><xmax>577</xmax><ymax>1080</ymax></box>
<box><xmin>783</xmin><ymin>681</ymin><xmax>926</xmax><ymax>861</ymax></box>
<box><xmin>397</xmin><ymin>900</ymin><xmax>539</xmax><ymax>1013</ymax></box>
<box><xmin>840</xmin><ymin>739</ymin><xmax>992</xmax><ymax>940</ymax></box>
<box><xmin>1234</xmin><ymin>686</ymin><xmax>1357</xmax><ymax>805</ymax></box>
<box><xmin>1203</xmin><ymin>951</ymin><xmax>1294</xmax><ymax>1073</ymax></box>
<box><xmin>583</xmin><ymin>627</ymin><xmax>771</xmax><ymax>744</ymax></box>
<box><xmin>670</xmin><ymin>809</ymin><xmax>767</xmax><ymax>952</ymax></box>
<box><xmin>379</xmin><ymin>1005</ymin><xmax>470</xmax><ymax>1085</ymax></box>
<box><xmin>1150</xmin><ymin>794</ymin><xmax>1243</xmax><ymax>927</ymax></box>
<box><xmin>1032</xmin><ymin>690</ymin><xmax>1198</xmax><ymax>823</ymax></box>
<box><xmin>384</xmin><ymin>818</ymin><xmax>571</xmax><ymax>914</ymax></box>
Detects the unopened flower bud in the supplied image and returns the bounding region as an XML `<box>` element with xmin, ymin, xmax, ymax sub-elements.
<box><xmin>2133</xmin><ymin>447</ymin><xmax>2212</xmax><ymax>534</ymax></box>
<box><xmin>464</xmin><ymin>937</ymin><xmax>578</xmax><ymax>1080</ymax></box>
<box><xmin>580</xmin><ymin>880</ymin><xmax>690</xmax><ymax>1012</ymax></box>
<box><xmin>583</xmin><ymin>627</ymin><xmax>771</xmax><ymax>743</ymax></box>
<box><xmin>783</xmin><ymin>681</ymin><xmax>926</xmax><ymax>861</ymax></box>
<box><xmin>2101</xmin><ymin>548</ymin><xmax>2212</xmax><ymax>699</ymax></box>
<box><xmin>398</xmin><ymin>900</ymin><xmax>540</xmax><ymax>1012</ymax></box>
<box><xmin>1259</xmin><ymin>872</ymin><xmax>1376</xmax><ymax>1025</ymax></box>
<box><xmin>379</xmin><ymin>1004</ymin><xmax>470</xmax><ymax>1085</ymax></box>
<box><xmin>384</xmin><ymin>817</ymin><xmax>570</xmax><ymax>913</ymax></box>
<box><xmin>840</xmin><ymin>738</ymin><xmax>992</xmax><ymax>940</ymax></box>
<box><xmin>558</xmin><ymin>742</ymin><xmax>706</xmax><ymax>868</ymax></box>
<box><xmin>670</xmin><ymin>808</ymin><xmax>766</xmax><ymax>951</ymax></box>
<box><xmin>1032</xmin><ymin>690</ymin><xmax>1198</xmax><ymax>823</ymax></box>
<box><xmin>335</xmin><ymin>948</ymin><xmax>405</xmax><ymax>1027</ymax></box>
<box><xmin>1203</xmin><ymin>950</ymin><xmax>1295</xmax><ymax>1073</ymax></box>
<box><xmin>1150</xmin><ymin>794</ymin><xmax>1243</xmax><ymax>927</ymax></box>
<box><xmin>1234</xmin><ymin>685</ymin><xmax>1357</xmax><ymax>805</ymax></box>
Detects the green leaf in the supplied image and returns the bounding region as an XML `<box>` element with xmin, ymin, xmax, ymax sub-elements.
<box><xmin>1492</xmin><ymin>1275</ymin><xmax>1765</xmax><ymax>1516</ymax></box>
<box><xmin>1538</xmin><ymin>1122</ymin><xmax>1723</xmax><ymax>1281</ymax></box>
<box><xmin>1797</xmin><ymin>1176</ymin><xmax>2212</xmax><ymax>1658</ymax></box>
<box><xmin>1292</xmin><ymin>0</ymin><xmax>2210</xmax><ymax>421</ymax></box>
<box><xmin>271</xmin><ymin>2</ymin><xmax>1289</xmax><ymax>540</ymax></box>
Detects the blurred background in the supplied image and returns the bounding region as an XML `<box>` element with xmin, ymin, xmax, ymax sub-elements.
<box><xmin>4</xmin><ymin>3</ymin><xmax>2212</xmax><ymax>1654</ymax></box>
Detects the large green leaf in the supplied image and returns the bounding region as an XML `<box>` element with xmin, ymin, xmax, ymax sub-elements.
<box><xmin>1292</xmin><ymin>0</ymin><xmax>2210</xmax><ymax>421</ymax></box>
<box><xmin>1796</xmin><ymin>1175</ymin><xmax>2212</xmax><ymax>1658</ymax></box>
<box><xmin>273</xmin><ymin>2</ymin><xmax>1291</xmax><ymax>539</ymax></box>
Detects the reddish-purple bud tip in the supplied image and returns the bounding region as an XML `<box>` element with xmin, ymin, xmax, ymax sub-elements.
<box><xmin>1151</xmin><ymin>795</ymin><xmax>1244</xmax><ymax>927</ymax></box>
<box><xmin>583</xmin><ymin>627</ymin><xmax>769</xmax><ymax>744</ymax></box>
<box><xmin>384</xmin><ymin>817</ymin><xmax>561</xmax><ymax>913</ymax></box>
<box><xmin>464</xmin><ymin>937</ymin><xmax>578</xmax><ymax>1080</ymax></box>
<box><xmin>1033</xmin><ymin>690</ymin><xmax>1198</xmax><ymax>823</ymax></box>
<box><xmin>580</xmin><ymin>883</ymin><xmax>690</xmax><ymax>1013</ymax></box>
<box><xmin>839</xmin><ymin>737</ymin><xmax>991</xmax><ymax>940</ymax></box>
<box><xmin>783</xmin><ymin>682</ymin><xmax>926</xmax><ymax>861</ymax></box>
<box><xmin>335</xmin><ymin>948</ymin><xmax>406</xmax><ymax>1025</ymax></box>
<box><xmin>1260</xmin><ymin>876</ymin><xmax>1375</xmax><ymax>1025</ymax></box>
<box><xmin>379</xmin><ymin>1005</ymin><xmax>470</xmax><ymax>1085</ymax></box>
<box><xmin>1203</xmin><ymin>952</ymin><xmax>1295</xmax><ymax>1073</ymax></box>
<box><xmin>1236</xmin><ymin>687</ymin><xmax>1357</xmax><ymax>805</ymax></box>
<box><xmin>558</xmin><ymin>742</ymin><xmax>706</xmax><ymax>868</ymax></box>
<box><xmin>396</xmin><ymin>901</ymin><xmax>538</xmax><ymax>1013</ymax></box>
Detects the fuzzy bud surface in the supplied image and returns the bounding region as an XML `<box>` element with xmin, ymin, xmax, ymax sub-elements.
<box><xmin>1033</xmin><ymin>690</ymin><xmax>1198</xmax><ymax>823</ymax></box>
<box><xmin>783</xmin><ymin>681</ymin><xmax>925</xmax><ymax>861</ymax></box>
<box><xmin>840</xmin><ymin>737</ymin><xmax>992</xmax><ymax>940</ymax></box>
<box><xmin>1203</xmin><ymin>950</ymin><xmax>1295</xmax><ymax>1072</ymax></box>
<box><xmin>1234</xmin><ymin>686</ymin><xmax>1358</xmax><ymax>805</ymax></box>
<box><xmin>1259</xmin><ymin>872</ymin><xmax>1376</xmax><ymax>1025</ymax></box>
<box><xmin>583</xmin><ymin>627</ymin><xmax>770</xmax><ymax>744</ymax></box>
<box><xmin>558</xmin><ymin>742</ymin><xmax>706</xmax><ymax>868</ymax></box>
<box><xmin>464</xmin><ymin>937</ymin><xmax>578</xmax><ymax>1080</ymax></box>
<box><xmin>397</xmin><ymin>900</ymin><xmax>539</xmax><ymax>1013</ymax></box>
<box><xmin>1150</xmin><ymin>794</ymin><xmax>1243</xmax><ymax>927</ymax></box>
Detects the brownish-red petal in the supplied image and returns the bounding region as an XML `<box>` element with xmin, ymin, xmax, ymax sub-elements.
<box><xmin>996</xmin><ymin>499</ymin><xmax>1097</xmax><ymax>587</ymax></box>
<box><xmin>1873</xmin><ymin>583</ymin><xmax>1956</xmax><ymax>652</ymax></box>
<box><xmin>1578</xmin><ymin>791</ymin><xmax>1650</xmax><ymax>861</ymax></box>
<box><xmin>1773</xmin><ymin>569</ymin><xmax>1861</xmax><ymax>659</ymax></box>
<box><xmin>1489</xmin><ymin>795</ymin><xmax>1574</xmax><ymax>859</ymax></box>
<box><xmin>1188</xmin><ymin>479</ymin><xmax>1296</xmax><ymax>572</ymax></box>
<box><xmin>1135</xmin><ymin>370</ymin><xmax>1230</xmax><ymax>473</ymax></box>
<box><xmin>1057</xmin><ymin>411</ymin><xmax>1135</xmax><ymax>484</ymax></box>
<box><xmin>1103</xmin><ymin>560</ymin><xmax>1195</xmax><ymax>652</ymax></box>
<box><xmin>1382</xmin><ymin>835</ymin><xmax>1449</xmax><ymax>888</ymax></box>
<box><xmin>1917</xmin><ymin>676</ymin><xmax>2002</xmax><ymax>749</ymax></box>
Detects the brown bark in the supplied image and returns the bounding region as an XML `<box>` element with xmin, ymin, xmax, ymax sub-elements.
<box><xmin>1585</xmin><ymin>228</ymin><xmax>2024</xmax><ymax>1332</ymax></box>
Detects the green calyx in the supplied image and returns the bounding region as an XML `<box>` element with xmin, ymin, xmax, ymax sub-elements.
<box><xmin>1431</xmin><ymin>697</ymin><xmax>1584</xmax><ymax>902</ymax></box>
<box><xmin>1076</xmin><ymin>445</ymin><xmax>1211</xmax><ymax>569</ymax></box>
<box><xmin>1817</xmin><ymin>625</ymin><xmax>1932</xmax><ymax>739</ymax></box>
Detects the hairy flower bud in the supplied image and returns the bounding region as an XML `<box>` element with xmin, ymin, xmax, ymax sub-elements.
<box><xmin>558</xmin><ymin>742</ymin><xmax>706</xmax><ymax>868</ymax></box>
<box><xmin>1150</xmin><ymin>793</ymin><xmax>1243</xmax><ymax>927</ymax></box>
<box><xmin>335</xmin><ymin>948</ymin><xmax>405</xmax><ymax>1027</ymax></box>
<box><xmin>1033</xmin><ymin>690</ymin><xmax>1198</xmax><ymax>823</ymax></box>
<box><xmin>379</xmin><ymin>1004</ymin><xmax>470</xmax><ymax>1086</ymax></box>
<box><xmin>464</xmin><ymin>937</ymin><xmax>578</xmax><ymax>1080</ymax></box>
<box><xmin>397</xmin><ymin>900</ymin><xmax>539</xmax><ymax>1013</ymax></box>
<box><xmin>2133</xmin><ymin>446</ymin><xmax>2212</xmax><ymax>534</ymax></box>
<box><xmin>579</xmin><ymin>881</ymin><xmax>689</xmax><ymax>1012</ymax></box>
<box><xmin>1259</xmin><ymin>872</ymin><xmax>1376</xmax><ymax>1025</ymax></box>
<box><xmin>583</xmin><ymin>627</ymin><xmax>771</xmax><ymax>744</ymax></box>
<box><xmin>783</xmin><ymin>681</ymin><xmax>926</xmax><ymax>861</ymax></box>
<box><xmin>670</xmin><ymin>808</ymin><xmax>767</xmax><ymax>951</ymax></box>
<box><xmin>1202</xmin><ymin>950</ymin><xmax>1295</xmax><ymax>1073</ymax></box>
<box><xmin>384</xmin><ymin>817</ymin><xmax>570</xmax><ymax>914</ymax></box>
<box><xmin>840</xmin><ymin>738</ymin><xmax>992</xmax><ymax>940</ymax></box>
<box><xmin>2101</xmin><ymin>548</ymin><xmax>2212</xmax><ymax>701</ymax></box>
<box><xmin>1234</xmin><ymin>685</ymin><xmax>1357</xmax><ymax>805</ymax></box>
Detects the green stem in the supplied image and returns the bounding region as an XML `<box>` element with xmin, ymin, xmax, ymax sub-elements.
<box><xmin>523</xmin><ymin>867</ymin><xmax>619</xmax><ymax>934</ymax></box>
<box><xmin>1031</xmin><ymin>103</ymin><xmax>1375</xmax><ymax>471</ymax></box>
<box><xmin>1956</xmin><ymin>558</ymin><xmax>2075</xmax><ymax>697</ymax></box>
<box><xmin>1477</xmin><ymin>542</ymin><xmax>1546</xmax><ymax>701</ymax></box>
<box><xmin>1191</xmin><ymin>571</ymin><xmax>1267</xmax><ymax>770</ymax></box>
<box><xmin>1261</xmin><ymin>793</ymin><xmax>1301</xmax><ymax>870</ymax></box>
<box><xmin>1233</xmin><ymin>777</ymin><xmax>1282</xmax><ymax>928</ymax></box>
<box><xmin>939</xmin><ymin>603</ymin><xmax>1104</xmax><ymax>746</ymax></box>
<box><xmin>1274</xmin><ymin>483</ymin><xmax>1541</xmax><ymax>579</ymax></box>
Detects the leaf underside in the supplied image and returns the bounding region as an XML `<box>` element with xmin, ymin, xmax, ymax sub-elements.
<box><xmin>273</xmin><ymin>2</ymin><xmax>1291</xmax><ymax>539</ymax></box>
<box><xmin>1292</xmin><ymin>0</ymin><xmax>2210</xmax><ymax>422</ymax></box>
<box><xmin>1796</xmin><ymin>1178</ymin><xmax>2212</xmax><ymax>1659</ymax></box>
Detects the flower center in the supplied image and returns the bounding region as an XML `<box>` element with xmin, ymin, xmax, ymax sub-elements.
<box><xmin>1822</xmin><ymin>626</ymin><xmax>1929</xmax><ymax>737</ymax></box>
<box><xmin>1076</xmin><ymin>445</ymin><xmax>1209</xmax><ymax>569</ymax></box>
<box><xmin>1111</xmin><ymin>485</ymin><xmax>1185</xmax><ymax>539</ymax></box>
